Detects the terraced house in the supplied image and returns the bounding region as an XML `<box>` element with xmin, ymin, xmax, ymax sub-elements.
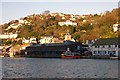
<box><xmin>91</xmin><ymin>38</ymin><xmax>120</xmax><ymax>57</ymax></box>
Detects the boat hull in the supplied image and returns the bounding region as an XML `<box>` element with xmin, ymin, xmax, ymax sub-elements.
<box><xmin>61</xmin><ymin>55</ymin><xmax>80</xmax><ymax>59</ymax></box>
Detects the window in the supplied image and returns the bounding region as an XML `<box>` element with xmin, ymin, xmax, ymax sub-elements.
<box><xmin>115</xmin><ymin>45</ymin><xmax>117</xmax><ymax>47</ymax></box>
<box><xmin>103</xmin><ymin>45</ymin><xmax>105</xmax><ymax>48</ymax></box>
<box><xmin>95</xmin><ymin>46</ymin><xmax>97</xmax><ymax>48</ymax></box>
<box><xmin>94</xmin><ymin>51</ymin><xmax>97</xmax><ymax>54</ymax></box>
<box><xmin>108</xmin><ymin>51</ymin><xmax>110</xmax><ymax>54</ymax></box>
<box><xmin>77</xmin><ymin>46</ymin><xmax>80</xmax><ymax>50</ymax></box>
<box><xmin>113</xmin><ymin>51</ymin><xmax>116</xmax><ymax>54</ymax></box>
<box><xmin>108</xmin><ymin>45</ymin><xmax>111</xmax><ymax>48</ymax></box>
<box><xmin>98</xmin><ymin>51</ymin><xmax>100</xmax><ymax>53</ymax></box>
<box><xmin>108</xmin><ymin>51</ymin><xmax>116</xmax><ymax>56</ymax></box>
<box><xmin>105</xmin><ymin>51</ymin><xmax>106</xmax><ymax>54</ymax></box>
<box><xmin>118</xmin><ymin>45</ymin><xmax>120</xmax><ymax>48</ymax></box>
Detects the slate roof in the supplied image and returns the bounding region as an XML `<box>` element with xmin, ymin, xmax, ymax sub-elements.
<box><xmin>92</xmin><ymin>37</ymin><xmax>120</xmax><ymax>46</ymax></box>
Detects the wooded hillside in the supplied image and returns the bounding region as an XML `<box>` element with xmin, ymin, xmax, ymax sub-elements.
<box><xmin>1</xmin><ymin>8</ymin><xmax>119</xmax><ymax>42</ymax></box>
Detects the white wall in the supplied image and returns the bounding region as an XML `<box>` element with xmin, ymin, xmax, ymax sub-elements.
<box><xmin>92</xmin><ymin>45</ymin><xmax>119</xmax><ymax>56</ymax></box>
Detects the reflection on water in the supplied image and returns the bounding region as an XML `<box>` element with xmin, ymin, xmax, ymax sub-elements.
<box><xmin>2</xmin><ymin>58</ymin><xmax>118</xmax><ymax>78</ymax></box>
<box><xmin>0</xmin><ymin>58</ymin><xmax>2</xmax><ymax>79</ymax></box>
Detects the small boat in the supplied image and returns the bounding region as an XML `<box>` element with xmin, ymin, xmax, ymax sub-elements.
<box><xmin>61</xmin><ymin>48</ymin><xmax>80</xmax><ymax>59</ymax></box>
<box><xmin>110</xmin><ymin>57</ymin><xmax>118</xmax><ymax>59</ymax></box>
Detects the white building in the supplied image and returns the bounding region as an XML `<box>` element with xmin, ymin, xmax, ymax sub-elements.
<box><xmin>19</xmin><ymin>20</ymin><xmax>31</xmax><ymax>25</ymax></box>
<box><xmin>5</xmin><ymin>19</ymin><xmax>31</xmax><ymax>30</ymax></box>
<box><xmin>40</xmin><ymin>36</ymin><xmax>54</xmax><ymax>44</ymax></box>
<box><xmin>22</xmin><ymin>38</ymin><xmax>30</xmax><ymax>44</ymax></box>
<box><xmin>86</xmin><ymin>40</ymin><xmax>95</xmax><ymax>47</ymax></box>
<box><xmin>64</xmin><ymin>33</ymin><xmax>72</xmax><ymax>41</ymax></box>
<box><xmin>64</xmin><ymin>31</ymin><xmax>75</xmax><ymax>42</ymax></box>
<box><xmin>0</xmin><ymin>33</ymin><xmax>18</xmax><ymax>39</ymax></box>
<box><xmin>6</xmin><ymin>24</ymin><xmax>19</xmax><ymax>30</ymax></box>
<box><xmin>30</xmin><ymin>37</ymin><xmax>37</xmax><ymax>43</ymax></box>
<box><xmin>91</xmin><ymin>38</ymin><xmax>120</xmax><ymax>57</ymax></box>
<box><xmin>113</xmin><ymin>23</ymin><xmax>120</xmax><ymax>32</ymax></box>
<box><xmin>58</xmin><ymin>21</ymin><xmax>77</xmax><ymax>26</ymax></box>
<box><xmin>83</xmin><ymin>20</ymin><xmax>87</xmax><ymax>23</ymax></box>
<box><xmin>70</xmin><ymin>15</ymin><xmax>76</xmax><ymax>21</ymax></box>
<box><xmin>22</xmin><ymin>37</ymin><xmax>37</xmax><ymax>44</ymax></box>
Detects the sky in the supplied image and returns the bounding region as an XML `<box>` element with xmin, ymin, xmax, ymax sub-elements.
<box><xmin>0</xmin><ymin>0</ymin><xmax>119</xmax><ymax>24</ymax></box>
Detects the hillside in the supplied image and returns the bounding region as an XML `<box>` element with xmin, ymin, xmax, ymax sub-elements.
<box><xmin>1</xmin><ymin>8</ymin><xmax>119</xmax><ymax>42</ymax></box>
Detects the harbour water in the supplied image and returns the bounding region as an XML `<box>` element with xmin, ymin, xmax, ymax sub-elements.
<box><xmin>1</xmin><ymin>58</ymin><xmax>119</xmax><ymax>78</ymax></box>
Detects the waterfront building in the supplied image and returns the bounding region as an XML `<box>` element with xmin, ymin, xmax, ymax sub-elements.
<box><xmin>91</xmin><ymin>38</ymin><xmax>120</xmax><ymax>57</ymax></box>
<box><xmin>20</xmin><ymin>40</ymin><xmax>82</xmax><ymax>58</ymax></box>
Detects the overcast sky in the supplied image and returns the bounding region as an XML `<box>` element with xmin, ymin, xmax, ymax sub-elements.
<box><xmin>0</xmin><ymin>0</ymin><xmax>119</xmax><ymax>24</ymax></box>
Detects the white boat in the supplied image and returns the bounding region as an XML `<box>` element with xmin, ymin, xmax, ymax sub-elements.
<box><xmin>110</xmin><ymin>57</ymin><xmax>118</xmax><ymax>59</ymax></box>
<box><xmin>61</xmin><ymin>48</ymin><xmax>80</xmax><ymax>59</ymax></box>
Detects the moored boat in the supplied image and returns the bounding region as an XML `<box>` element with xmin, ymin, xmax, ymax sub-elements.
<box><xmin>61</xmin><ymin>48</ymin><xmax>80</xmax><ymax>59</ymax></box>
<box><xmin>110</xmin><ymin>57</ymin><xmax>118</xmax><ymax>59</ymax></box>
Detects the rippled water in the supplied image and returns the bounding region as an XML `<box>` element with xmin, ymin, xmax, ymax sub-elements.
<box><xmin>1</xmin><ymin>58</ymin><xmax>119</xmax><ymax>78</ymax></box>
<box><xmin>0</xmin><ymin>58</ymin><xmax>2</xmax><ymax>79</ymax></box>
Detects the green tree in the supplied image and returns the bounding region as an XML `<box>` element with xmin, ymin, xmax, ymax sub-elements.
<box><xmin>80</xmin><ymin>23</ymin><xmax>93</xmax><ymax>31</ymax></box>
<box><xmin>68</xmin><ymin>25</ymin><xmax>76</xmax><ymax>34</ymax></box>
<box><xmin>73</xmin><ymin>33</ymin><xmax>80</xmax><ymax>41</ymax></box>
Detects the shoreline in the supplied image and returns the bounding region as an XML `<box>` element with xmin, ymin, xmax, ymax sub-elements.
<box><xmin>1</xmin><ymin>55</ymin><xmax>120</xmax><ymax>60</ymax></box>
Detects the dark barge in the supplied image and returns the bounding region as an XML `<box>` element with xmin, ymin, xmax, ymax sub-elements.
<box><xmin>20</xmin><ymin>40</ymin><xmax>83</xmax><ymax>58</ymax></box>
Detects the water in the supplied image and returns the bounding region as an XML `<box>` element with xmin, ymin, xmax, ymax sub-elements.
<box><xmin>1</xmin><ymin>58</ymin><xmax>119</xmax><ymax>78</ymax></box>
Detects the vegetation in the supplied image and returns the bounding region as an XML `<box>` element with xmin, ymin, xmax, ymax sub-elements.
<box><xmin>1</xmin><ymin>8</ymin><xmax>119</xmax><ymax>43</ymax></box>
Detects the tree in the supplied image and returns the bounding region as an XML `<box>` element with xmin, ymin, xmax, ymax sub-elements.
<box><xmin>68</xmin><ymin>25</ymin><xmax>76</xmax><ymax>34</ymax></box>
<box><xmin>73</xmin><ymin>33</ymin><xmax>80</xmax><ymax>41</ymax></box>
<box><xmin>80</xmin><ymin>23</ymin><xmax>93</xmax><ymax>31</ymax></box>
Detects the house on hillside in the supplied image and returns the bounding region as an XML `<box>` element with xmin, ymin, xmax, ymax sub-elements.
<box><xmin>91</xmin><ymin>38</ymin><xmax>120</xmax><ymax>57</ymax></box>
<box><xmin>22</xmin><ymin>38</ymin><xmax>30</xmax><ymax>44</ymax></box>
<box><xmin>40</xmin><ymin>36</ymin><xmax>54</xmax><ymax>44</ymax></box>
<box><xmin>30</xmin><ymin>37</ymin><xmax>37</xmax><ymax>43</ymax></box>
<box><xmin>22</xmin><ymin>37</ymin><xmax>37</xmax><ymax>44</ymax></box>
<box><xmin>58</xmin><ymin>20</ymin><xmax>77</xmax><ymax>26</ymax></box>
<box><xmin>113</xmin><ymin>23</ymin><xmax>120</xmax><ymax>32</ymax></box>
<box><xmin>0</xmin><ymin>33</ymin><xmax>18</xmax><ymax>39</ymax></box>
<box><xmin>64</xmin><ymin>31</ymin><xmax>75</xmax><ymax>42</ymax></box>
<box><xmin>5</xmin><ymin>24</ymin><xmax>19</xmax><ymax>30</ymax></box>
